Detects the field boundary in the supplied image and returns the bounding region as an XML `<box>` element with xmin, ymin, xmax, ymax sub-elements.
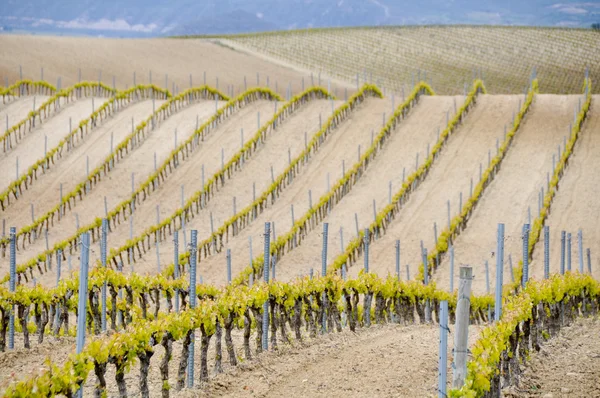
<box><xmin>174</xmin><ymin>24</ymin><xmax>595</xmax><ymax>40</ymax></box>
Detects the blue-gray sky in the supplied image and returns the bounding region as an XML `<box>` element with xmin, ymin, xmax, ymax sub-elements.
<box><xmin>0</xmin><ymin>0</ymin><xmax>598</xmax><ymax>36</ymax></box>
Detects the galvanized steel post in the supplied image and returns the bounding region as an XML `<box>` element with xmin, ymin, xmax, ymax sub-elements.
<box><xmin>578</xmin><ymin>229</ymin><xmax>584</xmax><ymax>273</ymax></box>
<box><xmin>449</xmin><ymin>244</ymin><xmax>455</xmax><ymax>292</ymax></box>
<box><xmin>522</xmin><ymin>224</ymin><xmax>530</xmax><ymax>288</ymax></box>
<box><xmin>8</xmin><ymin>227</ymin><xmax>16</xmax><ymax>349</ymax></box>
<box><xmin>226</xmin><ymin>249</ymin><xmax>232</xmax><ymax>284</ymax></box>
<box><xmin>321</xmin><ymin>223</ymin><xmax>329</xmax><ymax>333</ymax></box>
<box><xmin>544</xmin><ymin>226</ymin><xmax>550</xmax><ymax>279</ymax></box>
<box><xmin>438</xmin><ymin>300</ymin><xmax>449</xmax><ymax>398</ymax></box>
<box><xmin>187</xmin><ymin>230</ymin><xmax>198</xmax><ymax>388</ymax></box>
<box><xmin>101</xmin><ymin>218</ymin><xmax>108</xmax><ymax>332</ymax></box>
<box><xmin>560</xmin><ymin>230</ymin><xmax>566</xmax><ymax>274</ymax></box>
<box><xmin>395</xmin><ymin>240</ymin><xmax>401</xmax><ymax>281</ymax></box>
<box><xmin>495</xmin><ymin>224</ymin><xmax>504</xmax><ymax>321</ymax></box>
<box><xmin>363</xmin><ymin>228</ymin><xmax>370</xmax><ymax>273</ymax></box>
<box><xmin>75</xmin><ymin>232</ymin><xmax>90</xmax><ymax>398</ymax></box>
<box><xmin>262</xmin><ymin>223</ymin><xmax>271</xmax><ymax>351</ymax></box>
<box><xmin>174</xmin><ymin>231</ymin><xmax>179</xmax><ymax>312</ymax></box>
<box><xmin>422</xmin><ymin>245</ymin><xmax>431</xmax><ymax>323</ymax></box>
<box><xmin>567</xmin><ymin>232</ymin><xmax>572</xmax><ymax>271</ymax></box>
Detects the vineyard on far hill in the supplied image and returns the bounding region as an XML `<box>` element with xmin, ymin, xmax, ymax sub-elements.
<box><xmin>199</xmin><ymin>25</ymin><xmax>600</xmax><ymax>95</ymax></box>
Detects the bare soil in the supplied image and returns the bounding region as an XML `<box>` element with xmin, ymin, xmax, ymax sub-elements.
<box><xmin>272</xmin><ymin>95</ymin><xmax>461</xmax><ymax>282</ymax></box>
<box><xmin>92</xmin><ymin>99</ymin><xmax>277</xmax><ymax>274</ymax></box>
<box><xmin>530</xmin><ymin>96</ymin><xmax>600</xmax><ymax>282</ymax></box>
<box><xmin>0</xmin><ymin>97</ymin><xmax>109</xmax><ymax>191</ymax></box>
<box><xmin>0</xmin><ymin>36</ymin><xmax>352</xmax><ymax>98</ymax></box>
<box><xmin>438</xmin><ymin>95</ymin><xmax>580</xmax><ymax>295</ymax></box>
<box><xmin>364</xmin><ymin>95</ymin><xmax>521</xmax><ymax>285</ymax></box>
<box><xmin>504</xmin><ymin>316</ymin><xmax>600</xmax><ymax>398</ymax></box>
<box><xmin>48</xmin><ymin>321</ymin><xmax>482</xmax><ymax>398</ymax></box>
<box><xmin>1</xmin><ymin>99</ymin><xmax>165</xmax><ymax>241</ymax></box>
<box><xmin>0</xmin><ymin>96</ymin><xmax>50</xmax><ymax>132</ymax></box>
<box><xmin>195</xmin><ymin>96</ymin><xmax>392</xmax><ymax>285</ymax></box>
<box><xmin>0</xmin><ymin>334</ymin><xmax>76</xmax><ymax>391</ymax></box>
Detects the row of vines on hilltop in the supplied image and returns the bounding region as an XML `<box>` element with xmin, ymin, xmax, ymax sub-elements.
<box><xmin>3</xmin><ymin>84</ymin><xmax>231</xmax><ymax>253</ymax></box>
<box><xmin>0</xmin><ymin>84</ymin><xmax>171</xmax><ymax>215</ymax></box>
<box><xmin>2</xmin><ymin>86</ymin><xmax>346</xmax><ymax>283</ymax></box>
<box><xmin>236</xmin><ymin>82</ymin><xmax>433</xmax><ymax>285</ymax></box>
<box><xmin>0</xmin><ymin>83</ymin><xmax>423</xmax><ymax>336</ymax></box>
<box><xmin>105</xmin><ymin>86</ymin><xmax>336</xmax><ymax>269</ymax></box>
<box><xmin>152</xmin><ymin>84</ymin><xmax>383</xmax><ymax>282</ymax></box>
<box><xmin>2</xmin><ymin>81</ymin><xmax>432</xmax><ymax>335</ymax></box>
<box><xmin>0</xmin><ymin>80</ymin><xmax>56</xmax><ymax>103</ymax></box>
<box><xmin>523</xmin><ymin>79</ymin><xmax>592</xmax><ymax>269</ymax></box>
<box><xmin>1</xmin><ymin>82</ymin><xmax>121</xmax><ymax>152</ymax></box>
<box><xmin>3</xmin><ymin>77</ymin><xmax>595</xmax><ymax>397</ymax></box>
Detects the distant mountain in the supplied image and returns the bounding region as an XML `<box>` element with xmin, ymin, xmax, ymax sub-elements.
<box><xmin>0</xmin><ymin>0</ymin><xmax>597</xmax><ymax>37</ymax></box>
<box><xmin>169</xmin><ymin>10</ymin><xmax>279</xmax><ymax>36</ymax></box>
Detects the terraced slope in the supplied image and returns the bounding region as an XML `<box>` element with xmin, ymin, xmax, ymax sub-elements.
<box><xmin>0</xmin><ymin>98</ymin><xmax>109</xmax><ymax>191</ymax></box>
<box><xmin>347</xmin><ymin>95</ymin><xmax>521</xmax><ymax>281</ymax></box>
<box><xmin>433</xmin><ymin>94</ymin><xmax>581</xmax><ymax>295</ymax></box>
<box><xmin>530</xmin><ymin>95</ymin><xmax>600</xmax><ymax>281</ymax></box>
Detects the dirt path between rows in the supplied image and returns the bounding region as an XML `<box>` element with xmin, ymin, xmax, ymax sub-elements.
<box><xmin>530</xmin><ymin>96</ymin><xmax>600</xmax><ymax>282</ymax></box>
<box><xmin>0</xmin><ymin>334</ymin><xmax>76</xmax><ymax>392</ymax></box>
<box><xmin>505</xmin><ymin>316</ymin><xmax>600</xmax><ymax>397</ymax></box>
<box><xmin>441</xmin><ymin>95</ymin><xmax>580</xmax><ymax>295</ymax></box>
<box><xmin>0</xmin><ymin>97</ymin><xmax>109</xmax><ymax>191</ymax></box>
<box><xmin>0</xmin><ymin>95</ymin><xmax>50</xmax><ymax>130</ymax></box>
<box><xmin>173</xmin><ymin>323</ymin><xmax>483</xmax><ymax>398</ymax></box>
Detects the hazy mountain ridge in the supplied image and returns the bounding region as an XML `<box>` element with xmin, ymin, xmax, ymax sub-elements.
<box><xmin>0</xmin><ymin>0</ymin><xmax>598</xmax><ymax>37</ymax></box>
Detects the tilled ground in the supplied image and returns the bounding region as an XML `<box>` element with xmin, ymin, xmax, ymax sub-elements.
<box><xmin>504</xmin><ymin>316</ymin><xmax>600</xmax><ymax>398</ymax></box>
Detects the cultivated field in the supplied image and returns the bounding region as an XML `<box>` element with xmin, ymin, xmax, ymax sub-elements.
<box><xmin>211</xmin><ymin>26</ymin><xmax>600</xmax><ymax>95</ymax></box>
<box><xmin>0</xmin><ymin>28</ymin><xmax>599</xmax><ymax>398</ymax></box>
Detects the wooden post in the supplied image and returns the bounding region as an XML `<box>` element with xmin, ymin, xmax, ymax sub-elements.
<box><xmin>452</xmin><ymin>266</ymin><xmax>472</xmax><ymax>389</ymax></box>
